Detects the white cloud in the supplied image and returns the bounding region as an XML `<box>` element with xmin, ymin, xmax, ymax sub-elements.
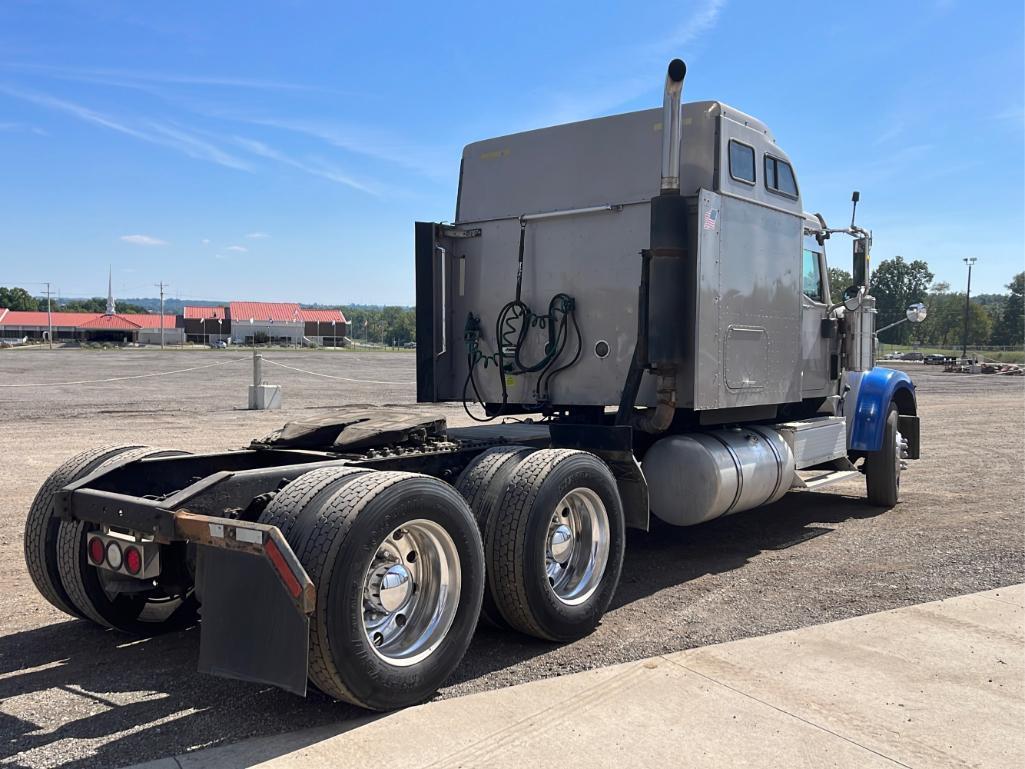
<box><xmin>0</xmin><ymin>85</ymin><xmax>252</xmax><ymax>171</ymax></box>
<box><xmin>201</xmin><ymin>238</ymin><xmax>211</xmax><ymax>245</ymax></box>
<box><xmin>235</xmin><ymin>116</ymin><xmax>449</xmax><ymax>180</ymax></box>
<box><xmin>226</xmin><ymin>245</ymin><xmax>248</xmax><ymax>252</ymax></box>
<box><xmin>234</xmin><ymin>137</ymin><xmax>380</xmax><ymax>195</ymax></box>
<box><xmin>4</xmin><ymin>63</ymin><xmax>326</xmax><ymax>93</ymax></box>
<box><xmin>245</xmin><ymin>232</ymin><xmax>269</xmax><ymax>239</ymax></box>
<box><xmin>120</xmin><ymin>234</ymin><xmax>167</xmax><ymax>246</ymax></box>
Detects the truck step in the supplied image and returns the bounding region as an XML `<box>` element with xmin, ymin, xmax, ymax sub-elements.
<box><xmin>791</xmin><ymin>469</ymin><xmax>861</xmax><ymax>491</ymax></box>
<box><xmin>775</xmin><ymin>416</ymin><xmax>848</xmax><ymax>470</ymax></box>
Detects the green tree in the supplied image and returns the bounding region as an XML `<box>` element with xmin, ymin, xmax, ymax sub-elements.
<box><xmin>0</xmin><ymin>286</ymin><xmax>37</xmax><ymax>310</ymax></box>
<box><xmin>47</xmin><ymin>297</ymin><xmax>150</xmax><ymax>313</ymax></box>
<box><xmin>991</xmin><ymin>272</ymin><xmax>1024</xmax><ymax>347</ymax></box>
<box><xmin>871</xmin><ymin>256</ymin><xmax>934</xmax><ymax>344</ymax></box>
<box><xmin>916</xmin><ymin>289</ymin><xmax>993</xmax><ymax>348</ymax></box>
<box><xmin>827</xmin><ymin>267</ymin><xmax>853</xmax><ymax>305</ymax></box>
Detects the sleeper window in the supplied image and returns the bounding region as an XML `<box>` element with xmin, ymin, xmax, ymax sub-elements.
<box><xmin>728</xmin><ymin>140</ymin><xmax>755</xmax><ymax>184</ymax></box>
<box><xmin>764</xmin><ymin>155</ymin><xmax>798</xmax><ymax>197</ymax></box>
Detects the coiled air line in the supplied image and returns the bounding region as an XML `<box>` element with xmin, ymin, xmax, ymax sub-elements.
<box><xmin>462</xmin><ymin>220</ymin><xmax>581</xmax><ymax>421</ymax></box>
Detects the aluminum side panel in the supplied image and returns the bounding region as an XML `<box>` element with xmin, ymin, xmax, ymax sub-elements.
<box><xmin>438</xmin><ymin>205</ymin><xmax>656</xmax><ymax>406</ymax></box>
<box><xmin>694</xmin><ymin>193</ymin><xmax>803</xmax><ymax>409</ymax></box>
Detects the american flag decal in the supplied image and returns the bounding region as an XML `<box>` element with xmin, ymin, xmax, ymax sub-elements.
<box><xmin>703</xmin><ymin>208</ymin><xmax>719</xmax><ymax>230</ymax></box>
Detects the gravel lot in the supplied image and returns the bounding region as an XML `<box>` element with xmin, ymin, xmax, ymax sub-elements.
<box><xmin>1</xmin><ymin>349</ymin><xmax>1022</xmax><ymax>769</ymax></box>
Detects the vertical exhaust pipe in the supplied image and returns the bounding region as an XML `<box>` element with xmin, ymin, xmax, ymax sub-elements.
<box><xmin>660</xmin><ymin>58</ymin><xmax>687</xmax><ymax>194</ymax></box>
<box><xmin>620</xmin><ymin>58</ymin><xmax>689</xmax><ymax>433</ymax></box>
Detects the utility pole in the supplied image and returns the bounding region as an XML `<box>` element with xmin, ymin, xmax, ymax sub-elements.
<box><xmin>156</xmin><ymin>281</ymin><xmax>168</xmax><ymax>350</ymax></box>
<box><xmin>962</xmin><ymin>257</ymin><xmax>977</xmax><ymax>360</ymax></box>
<box><xmin>43</xmin><ymin>282</ymin><xmax>53</xmax><ymax>350</ymax></box>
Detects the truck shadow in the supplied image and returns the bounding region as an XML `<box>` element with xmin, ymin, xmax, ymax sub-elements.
<box><xmin>444</xmin><ymin>489</ymin><xmax>888</xmax><ymax>689</ymax></box>
<box><xmin>611</xmin><ymin>488</ymin><xmax>886</xmax><ymax>611</ymax></box>
<box><xmin>0</xmin><ymin>489</ymin><xmax>886</xmax><ymax>769</ymax></box>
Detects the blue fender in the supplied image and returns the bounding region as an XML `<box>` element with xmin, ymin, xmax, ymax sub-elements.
<box><xmin>849</xmin><ymin>367</ymin><xmax>917</xmax><ymax>452</ymax></box>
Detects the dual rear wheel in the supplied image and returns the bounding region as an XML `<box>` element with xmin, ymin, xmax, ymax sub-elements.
<box><xmin>23</xmin><ymin>445</ymin><xmax>198</xmax><ymax>635</ymax></box>
<box><xmin>457</xmin><ymin>447</ymin><xmax>626</xmax><ymax>642</ymax></box>
<box><xmin>25</xmin><ymin>444</ymin><xmax>625</xmax><ymax>712</ymax></box>
<box><xmin>263</xmin><ymin>447</ymin><xmax>625</xmax><ymax>709</ymax></box>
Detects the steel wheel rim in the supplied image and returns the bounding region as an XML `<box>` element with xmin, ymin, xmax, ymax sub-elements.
<box><xmin>544</xmin><ymin>487</ymin><xmax>610</xmax><ymax>606</ymax></box>
<box><xmin>895</xmin><ymin>428</ymin><xmax>906</xmax><ymax>488</ymax></box>
<box><xmin>361</xmin><ymin>519</ymin><xmax>461</xmax><ymax>667</ymax></box>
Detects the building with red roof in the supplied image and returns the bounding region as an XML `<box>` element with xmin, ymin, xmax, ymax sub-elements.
<box><xmin>224</xmin><ymin>302</ymin><xmax>347</xmax><ymax>345</ymax></box>
<box><xmin>0</xmin><ymin>309</ymin><xmax>180</xmax><ymax>344</ymax></box>
<box><xmin>1</xmin><ymin>282</ymin><xmax>348</xmax><ymax>347</ymax></box>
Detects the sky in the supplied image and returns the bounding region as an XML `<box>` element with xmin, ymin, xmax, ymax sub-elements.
<box><xmin>0</xmin><ymin>0</ymin><xmax>1022</xmax><ymax>305</ymax></box>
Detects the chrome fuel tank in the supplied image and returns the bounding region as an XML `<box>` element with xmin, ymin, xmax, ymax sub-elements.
<box><xmin>642</xmin><ymin>427</ymin><xmax>795</xmax><ymax>526</ymax></box>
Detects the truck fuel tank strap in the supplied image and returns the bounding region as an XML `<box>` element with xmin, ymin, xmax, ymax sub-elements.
<box><xmin>174</xmin><ymin>511</ymin><xmax>315</xmax><ymax>615</ymax></box>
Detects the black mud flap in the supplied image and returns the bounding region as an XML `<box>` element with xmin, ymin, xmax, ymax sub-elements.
<box><xmin>898</xmin><ymin>414</ymin><xmax>921</xmax><ymax>459</ymax></box>
<box><xmin>196</xmin><ymin>545</ymin><xmax>310</xmax><ymax>696</ymax></box>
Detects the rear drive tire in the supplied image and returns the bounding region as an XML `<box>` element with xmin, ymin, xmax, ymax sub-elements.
<box><xmin>24</xmin><ymin>444</ymin><xmax>146</xmax><ymax>618</ymax></box>
<box><xmin>455</xmin><ymin>445</ymin><xmax>535</xmax><ymax>628</ymax></box>
<box><xmin>56</xmin><ymin>447</ymin><xmax>199</xmax><ymax>634</ymax></box>
<box><xmin>865</xmin><ymin>404</ymin><xmax>902</xmax><ymax>508</ymax></box>
<box><xmin>273</xmin><ymin>471</ymin><xmax>484</xmax><ymax>710</ymax></box>
<box><xmin>488</xmin><ymin>449</ymin><xmax>625</xmax><ymax>642</ymax></box>
<box><xmin>260</xmin><ymin>465</ymin><xmax>370</xmax><ymax>540</ymax></box>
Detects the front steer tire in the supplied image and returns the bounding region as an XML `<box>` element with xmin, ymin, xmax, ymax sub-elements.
<box><xmin>865</xmin><ymin>404</ymin><xmax>901</xmax><ymax>508</ymax></box>
<box><xmin>266</xmin><ymin>470</ymin><xmax>485</xmax><ymax>711</ymax></box>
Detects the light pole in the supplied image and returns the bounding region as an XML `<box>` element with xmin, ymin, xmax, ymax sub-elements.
<box><xmin>962</xmin><ymin>257</ymin><xmax>977</xmax><ymax>360</ymax></box>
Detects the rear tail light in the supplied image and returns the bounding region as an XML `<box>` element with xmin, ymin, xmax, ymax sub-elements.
<box><xmin>105</xmin><ymin>541</ymin><xmax>123</xmax><ymax>570</ymax></box>
<box><xmin>87</xmin><ymin>536</ymin><xmax>105</xmax><ymax>564</ymax></box>
<box><xmin>124</xmin><ymin>546</ymin><xmax>142</xmax><ymax>575</ymax></box>
<box><xmin>85</xmin><ymin>533</ymin><xmax>159</xmax><ymax>579</ymax></box>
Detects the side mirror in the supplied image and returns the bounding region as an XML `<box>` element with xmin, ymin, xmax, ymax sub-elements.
<box><xmin>906</xmin><ymin>303</ymin><xmax>927</xmax><ymax>323</ymax></box>
<box><xmin>841</xmin><ymin>285</ymin><xmax>864</xmax><ymax>312</ymax></box>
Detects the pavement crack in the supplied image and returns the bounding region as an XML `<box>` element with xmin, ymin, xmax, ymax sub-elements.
<box><xmin>658</xmin><ymin>654</ymin><xmax>915</xmax><ymax>769</ymax></box>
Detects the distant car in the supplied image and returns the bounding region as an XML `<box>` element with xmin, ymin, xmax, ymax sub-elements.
<box><xmin>403</xmin><ymin>341</ymin><xmax>416</xmax><ymax>349</ymax></box>
<box><xmin>213</xmin><ymin>340</ymin><xmax>228</xmax><ymax>349</ymax></box>
<box><xmin>923</xmin><ymin>354</ymin><xmax>947</xmax><ymax>365</ymax></box>
<box><xmin>901</xmin><ymin>351</ymin><xmax>924</xmax><ymax>361</ymax></box>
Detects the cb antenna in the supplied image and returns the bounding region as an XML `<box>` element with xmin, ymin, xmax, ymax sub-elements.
<box><xmin>850</xmin><ymin>190</ymin><xmax>860</xmax><ymax>229</ymax></box>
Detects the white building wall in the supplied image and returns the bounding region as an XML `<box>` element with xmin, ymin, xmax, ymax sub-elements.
<box><xmin>138</xmin><ymin>327</ymin><xmax>185</xmax><ymax>345</ymax></box>
<box><xmin>231</xmin><ymin>320</ymin><xmax>303</xmax><ymax>345</ymax></box>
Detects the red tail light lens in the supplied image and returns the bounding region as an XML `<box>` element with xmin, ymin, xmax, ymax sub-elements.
<box><xmin>87</xmin><ymin>536</ymin><xmax>105</xmax><ymax>564</ymax></box>
<box><xmin>124</xmin><ymin>546</ymin><xmax>142</xmax><ymax>575</ymax></box>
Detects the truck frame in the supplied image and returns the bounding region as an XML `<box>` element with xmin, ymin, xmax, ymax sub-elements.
<box><xmin>24</xmin><ymin>59</ymin><xmax>921</xmax><ymax>711</ymax></box>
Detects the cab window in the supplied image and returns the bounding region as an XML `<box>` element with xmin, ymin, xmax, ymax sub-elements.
<box><xmin>728</xmin><ymin>140</ymin><xmax>755</xmax><ymax>184</ymax></box>
<box><xmin>802</xmin><ymin>249</ymin><xmax>824</xmax><ymax>302</ymax></box>
<box><xmin>764</xmin><ymin>155</ymin><xmax>798</xmax><ymax>197</ymax></box>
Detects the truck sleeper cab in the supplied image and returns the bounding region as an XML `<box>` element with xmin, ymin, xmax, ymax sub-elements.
<box><xmin>23</xmin><ymin>59</ymin><xmax>919</xmax><ymax>712</ymax></box>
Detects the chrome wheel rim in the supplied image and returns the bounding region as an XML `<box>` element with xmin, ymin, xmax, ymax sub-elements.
<box><xmin>544</xmin><ymin>487</ymin><xmax>610</xmax><ymax>606</ymax></box>
<box><xmin>362</xmin><ymin>519</ymin><xmax>461</xmax><ymax>667</ymax></box>
<box><xmin>895</xmin><ymin>428</ymin><xmax>907</xmax><ymax>488</ymax></box>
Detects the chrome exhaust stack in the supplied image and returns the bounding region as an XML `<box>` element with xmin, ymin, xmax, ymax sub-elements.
<box><xmin>618</xmin><ymin>58</ymin><xmax>689</xmax><ymax>433</ymax></box>
<box><xmin>660</xmin><ymin>58</ymin><xmax>687</xmax><ymax>193</ymax></box>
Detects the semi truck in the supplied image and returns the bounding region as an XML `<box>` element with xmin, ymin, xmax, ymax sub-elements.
<box><xmin>24</xmin><ymin>59</ymin><xmax>922</xmax><ymax>711</ymax></box>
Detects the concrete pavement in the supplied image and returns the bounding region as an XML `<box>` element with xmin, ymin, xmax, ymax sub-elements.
<box><xmin>132</xmin><ymin>585</ymin><xmax>1024</xmax><ymax>769</ymax></box>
